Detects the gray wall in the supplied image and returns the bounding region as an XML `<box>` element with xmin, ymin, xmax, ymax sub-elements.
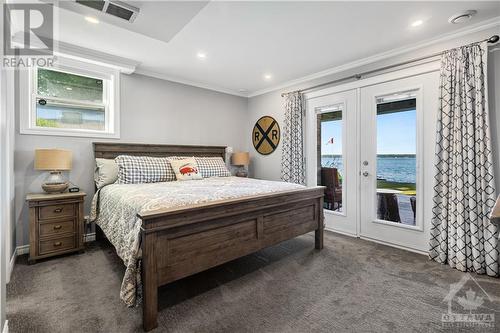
<box><xmin>14</xmin><ymin>73</ymin><xmax>248</xmax><ymax>247</ymax></box>
<box><xmin>246</xmin><ymin>27</ymin><xmax>500</xmax><ymax>186</ymax></box>
<box><xmin>12</xmin><ymin>26</ymin><xmax>500</xmax><ymax>251</ymax></box>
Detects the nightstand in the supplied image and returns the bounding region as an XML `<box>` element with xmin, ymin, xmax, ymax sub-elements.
<box><xmin>26</xmin><ymin>192</ymin><xmax>86</xmax><ymax>264</ymax></box>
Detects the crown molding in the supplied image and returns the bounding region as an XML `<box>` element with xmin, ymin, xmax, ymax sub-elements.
<box><xmin>11</xmin><ymin>32</ymin><xmax>140</xmax><ymax>74</ymax></box>
<box><xmin>135</xmin><ymin>69</ymin><xmax>249</xmax><ymax>97</ymax></box>
<box><xmin>55</xmin><ymin>40</ymin><xmax>140</xmax><ymax>74</ymax></box>
<box><xmin>247</xmin><ymin>16</ymin><xmax>500</xmax><ymax>98</ymax></box>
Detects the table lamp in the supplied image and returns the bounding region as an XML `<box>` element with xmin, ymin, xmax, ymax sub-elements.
<box><xmin>34</xmin><ymin>149</ymin><xmax>72</xmax><ymax>193</ymax></box>
<box><xmin>231</xmin><ymin>152</ymin><xmax>250</xmax><ymax>177</ymax></box>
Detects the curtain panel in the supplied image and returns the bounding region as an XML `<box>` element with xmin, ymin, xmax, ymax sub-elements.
<box><xmin>281</xmin><ymin>92</ymin><xmax>306</xmax><ymax>185</ymax></box>
<box><xmin>429</xmin><ymin>42</ymin><xmax>498</xmax><ymax>276</ymax></box>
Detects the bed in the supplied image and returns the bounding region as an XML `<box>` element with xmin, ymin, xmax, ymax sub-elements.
<box><xmin>92</xmin><ymin>142</ymin><xmax>325</xmax><ymax>331</ymax></box>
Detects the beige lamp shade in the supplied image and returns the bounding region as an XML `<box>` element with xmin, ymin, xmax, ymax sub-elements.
<box><xmin>231</xmin><ymin>152</ymin><xmax>250</xmax><ymax>166</ymax></box>
<box><xmin>34</xmin><ymin>149</ymin><xmax>72</xmax><ymax>171</ymax></box>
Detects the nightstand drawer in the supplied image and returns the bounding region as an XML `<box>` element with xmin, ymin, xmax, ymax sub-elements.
<box><xmin>39</xmin><ymin>235</ymin><xmax>75</xmax><ymax>255</ymax></box>
<box><xmin>39</xmin><ymin>220</ymin><xmax>75</xmax><ymax>237</ymax></box>
<box><xmin>39</xmin><ymin>203</ymin><xmax>75</xmax><ymax>220</ymax></box>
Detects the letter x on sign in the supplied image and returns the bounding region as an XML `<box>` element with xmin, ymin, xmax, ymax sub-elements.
<box><xmin>252</xmin><ymin>116</ymin><xmax>280</xmax><ymax>155</ymax></box>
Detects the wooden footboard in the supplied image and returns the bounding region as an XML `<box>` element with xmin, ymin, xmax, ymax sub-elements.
<box><xmin>139</xmin><ymin>187</ymin><xmax>325</xmax><ymax>331</ymax></box>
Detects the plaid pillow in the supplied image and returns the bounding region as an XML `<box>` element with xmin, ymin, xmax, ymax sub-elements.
<box><xmin>115</xmin><ymin>155</ymin><xmax>174</xmax><ymax>184</ymax></box>
<box><xmin>195</xmin><ymin>157</ymin><xmax>231</xmax><ymax>178</ymax></box>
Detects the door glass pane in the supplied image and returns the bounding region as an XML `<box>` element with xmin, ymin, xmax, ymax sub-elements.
<box><xmin>376</xmin><ymin>92</ymin><xmax>416</xmax><ymax>225</ymax></box>
<box><xmin>317</xmin><ymin>104</ymin><xmax>343</xmax><ymax>213</ymax></box>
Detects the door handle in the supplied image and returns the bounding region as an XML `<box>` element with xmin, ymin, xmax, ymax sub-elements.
<box><xmin>362</xmin><ymin>171</ymin><xmax>369</xmax><ymax>177</ymax></box>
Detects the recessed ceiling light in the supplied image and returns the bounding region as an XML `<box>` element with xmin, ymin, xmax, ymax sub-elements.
<box><xmin>448</xmin><ymin>10</ymin><xmax>477</xmax><ymax>24</ymax></box>
<box><xmin>197</xmin><ymin>52</ymin><xmax>207</xmax><ymax>59</ymax></box>
<box><xmin>84</xmin><ymin>16</ymin><xmax>99</xmax><ymax>24</ymax></box>
<box><xmin>411</xmin><ymin>19</ymin><xmax>424</xmax><ymax>27</ymax></box>
<box><xmin>264</xmin><ymin>74</ymin><xmax>272</xmax><ymax>80</ymax></box>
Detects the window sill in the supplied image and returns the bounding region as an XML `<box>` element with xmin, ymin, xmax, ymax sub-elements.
<box><xmin>20</xmin><ymin>127</ymin><xmax>120</xmax><ymax>139</ymax></box>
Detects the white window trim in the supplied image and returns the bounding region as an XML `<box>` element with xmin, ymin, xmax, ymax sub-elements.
<box><xmin>20</xmin><ymin>56</ymin><xmax>120</xmax><ymax>139</ymax></box>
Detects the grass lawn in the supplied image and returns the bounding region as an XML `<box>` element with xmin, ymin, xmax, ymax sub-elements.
<box><xmin>377</xmin><ymin>179</ymin><xmax>416</xmax><ymax>196</ymax></box>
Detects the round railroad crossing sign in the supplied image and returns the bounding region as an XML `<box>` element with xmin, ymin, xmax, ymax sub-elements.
<box><xmin>252</xmin><ymin>116</ymin><xmax>280</xmax><ymax>155</ymax></box>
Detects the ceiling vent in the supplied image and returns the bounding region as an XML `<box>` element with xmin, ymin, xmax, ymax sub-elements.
<box><xmin>75</xmin><ymin>0</ymin><xmax>139</xmax><ymax>22</ymax></box>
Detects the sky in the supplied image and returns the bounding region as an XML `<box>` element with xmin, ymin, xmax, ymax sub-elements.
<box><xmin>321</xmin><ymin>109</ymin><xmax>416</xmax><ymax>155</ymax></box>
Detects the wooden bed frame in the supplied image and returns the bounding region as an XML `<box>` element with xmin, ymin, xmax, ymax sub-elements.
<box><xmin>93</xmin><ymin>142</ymin><xmax>325</xmax><ymax>331</ymax></box>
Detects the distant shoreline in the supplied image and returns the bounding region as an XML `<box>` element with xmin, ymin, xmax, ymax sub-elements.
<box><xmin>322</xmin><ymin>154</ymin><xmax>416</xmax><ymax>158</ymax></box>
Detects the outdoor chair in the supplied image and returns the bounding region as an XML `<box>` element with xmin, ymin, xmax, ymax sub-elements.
<box><xmin>321</xmin><ymin>167</ymin><xmax>342</xmax><ymax>211</ymax></box>
<box><xmin>377</xmin><ymin>193</ymin><xmax>401</xmax><ymax>222</ymax></box>
<box><xmin>410</xmin><ymin>196</ymin><xmax>416</xmax><ymax>220</ymax></box>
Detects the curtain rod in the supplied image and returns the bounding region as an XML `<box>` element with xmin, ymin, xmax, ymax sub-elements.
<box><xmin>281</xmin><ymin>34</ymin><xmax>500</xmax><ymax>97</ymax></box>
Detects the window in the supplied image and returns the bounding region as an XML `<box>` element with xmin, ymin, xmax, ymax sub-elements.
<box><xmin>375</xmin><ymin>91</ymin><xmax>417</xmax><ymax>226</ymax></box>
<box><xmin>317</xmin><ymin>103</ymin><xmax>344</xmax><ymax>213</ymax></box>
<box><xmin>21</xmin><ymin>58</ymin><xmax>120</xmax><ymax>138</ymax></box>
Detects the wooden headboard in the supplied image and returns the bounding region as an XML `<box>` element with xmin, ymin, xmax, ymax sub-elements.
<box><xmin>93</xmin><ymin>142</ymin><xmax>227</xmax><ymax>161</ymax></box>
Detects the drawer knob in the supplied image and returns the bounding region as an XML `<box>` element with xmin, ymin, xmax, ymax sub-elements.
<box><xmin>53</xmin><ymin>242</ymin><xmax>62</xmax><ymax>247</ymax></box>
<box><xmin>53</xmin><ymin>208</ymin><xmax>63</xmax><ymax>213</ymax></box>
<box><xmin>53</xmin><ymin>225</ymin><xmax>62</xmax><ymax>230</ymax></box>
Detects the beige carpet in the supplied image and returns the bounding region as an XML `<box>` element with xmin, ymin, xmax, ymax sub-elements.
<box><xmin>7</xmin><ymin>232</ymin><xmax>500</xmax><ymax>332</ymax></box>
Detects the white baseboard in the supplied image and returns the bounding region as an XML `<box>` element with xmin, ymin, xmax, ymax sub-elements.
<box><xmin>8</xmin><ymin>233</ymin><xmax>97</xmax><ymax>281</ymax></box>
<box><xmin>7</xmin><ymin>251</ymin><xmax>16</xmax><ymax>284</ymax></box>
<box><xmin>2</xmin><ymin>320</ymin><xmax>8</xmax><ymax>333</ymax></box>
<box><xmin>324</xmin><ymin>227</ymin><xmax>428</xmax><ymax>256</ymax></box>
<box><xmin>324</xmin><ymin>227</ymin><xmax>357</xmax><ymax>238</ymax></box>
<box><xmin>359</xmin><ymin>235</ymin><xmax>428</xmax><ymax>256</ymax></box>
<box><xmin>83</xmin><ymin>232</ymin><xmax>95</xmax><ymax>243</ymax></box>
<box><xmin>15</xmin><ymin>244</ymin><xmax>29</xmax><ymax>256</ymax></box>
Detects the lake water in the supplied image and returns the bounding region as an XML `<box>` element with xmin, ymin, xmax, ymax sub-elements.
<box><xmin>322</xmin><ymin>155</ymin><xmax>416</xmax><ymax>183</ymax></box>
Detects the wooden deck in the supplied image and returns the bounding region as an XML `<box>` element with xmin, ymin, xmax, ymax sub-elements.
<box><xmin>396</xmin><ymin>194</ymin><xmax>416</xmax><ymax>226</ymax></box>
<box><xmin>324</xmin><ymin>194</ymin><xmax>416</xmax><ymax>226</ymax></box>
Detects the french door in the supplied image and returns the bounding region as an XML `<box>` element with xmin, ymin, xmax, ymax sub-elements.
<box><xmin>306</xmin><ymin>89</ymin><xmax>358</xmax><ymax>235</ymax></box>
<box><xmin>359</xmin><ymin>72</ymin><xmax>439</xmax><ymax>252</ymax></box>
<box><xmin>306</xmin><ymin>68</ymin><xmax>439</xmax><ymax>253</ymax></box>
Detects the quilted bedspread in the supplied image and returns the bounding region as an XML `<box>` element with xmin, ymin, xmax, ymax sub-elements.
<box><xmin>90</xmin><ymin>176</ymin><xmax>304</xmax><ymax>306</ymax></box>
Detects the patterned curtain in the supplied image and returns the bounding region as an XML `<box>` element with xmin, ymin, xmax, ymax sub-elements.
<box><xmin>429</xmin><ymin>42</ymin><xmax>498</xmax><ymax>277</ymax></box>
<box><xmin>281</xmin><ymin>92</ymin><xmax>306</xmax><ymax>185</ymax></box>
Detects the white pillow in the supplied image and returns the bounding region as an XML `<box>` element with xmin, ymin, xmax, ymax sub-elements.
<box><xmin>94</xmin><ymin>158</ymin><xmax>118</xmax><ymax>189</ymax></box>
<box><xmin>170</xmin><ymin>158</ymin><xmax>203</xmax><ymax>181</ymax></box>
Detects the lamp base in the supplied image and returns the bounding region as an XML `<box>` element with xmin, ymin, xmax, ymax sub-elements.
<box><xmin>235</xmin><ymin>169</ymin><xmax>248</xmax><ymax>177</ymax></box>
<box><xmin>41</xmin><ymin>171</ymin><xmax>69</xmax><ymax>193</ymax></box>
<box><xmin>42</xmin><ymin>182</ymin><xmax>69</xmax><ymax>193</ymax></box>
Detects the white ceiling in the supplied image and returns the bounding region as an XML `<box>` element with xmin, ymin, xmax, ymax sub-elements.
<box><xmin>22</xmin><ymin>1</ymin><xmax>500</xmax><ymax>96</ymax></box>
